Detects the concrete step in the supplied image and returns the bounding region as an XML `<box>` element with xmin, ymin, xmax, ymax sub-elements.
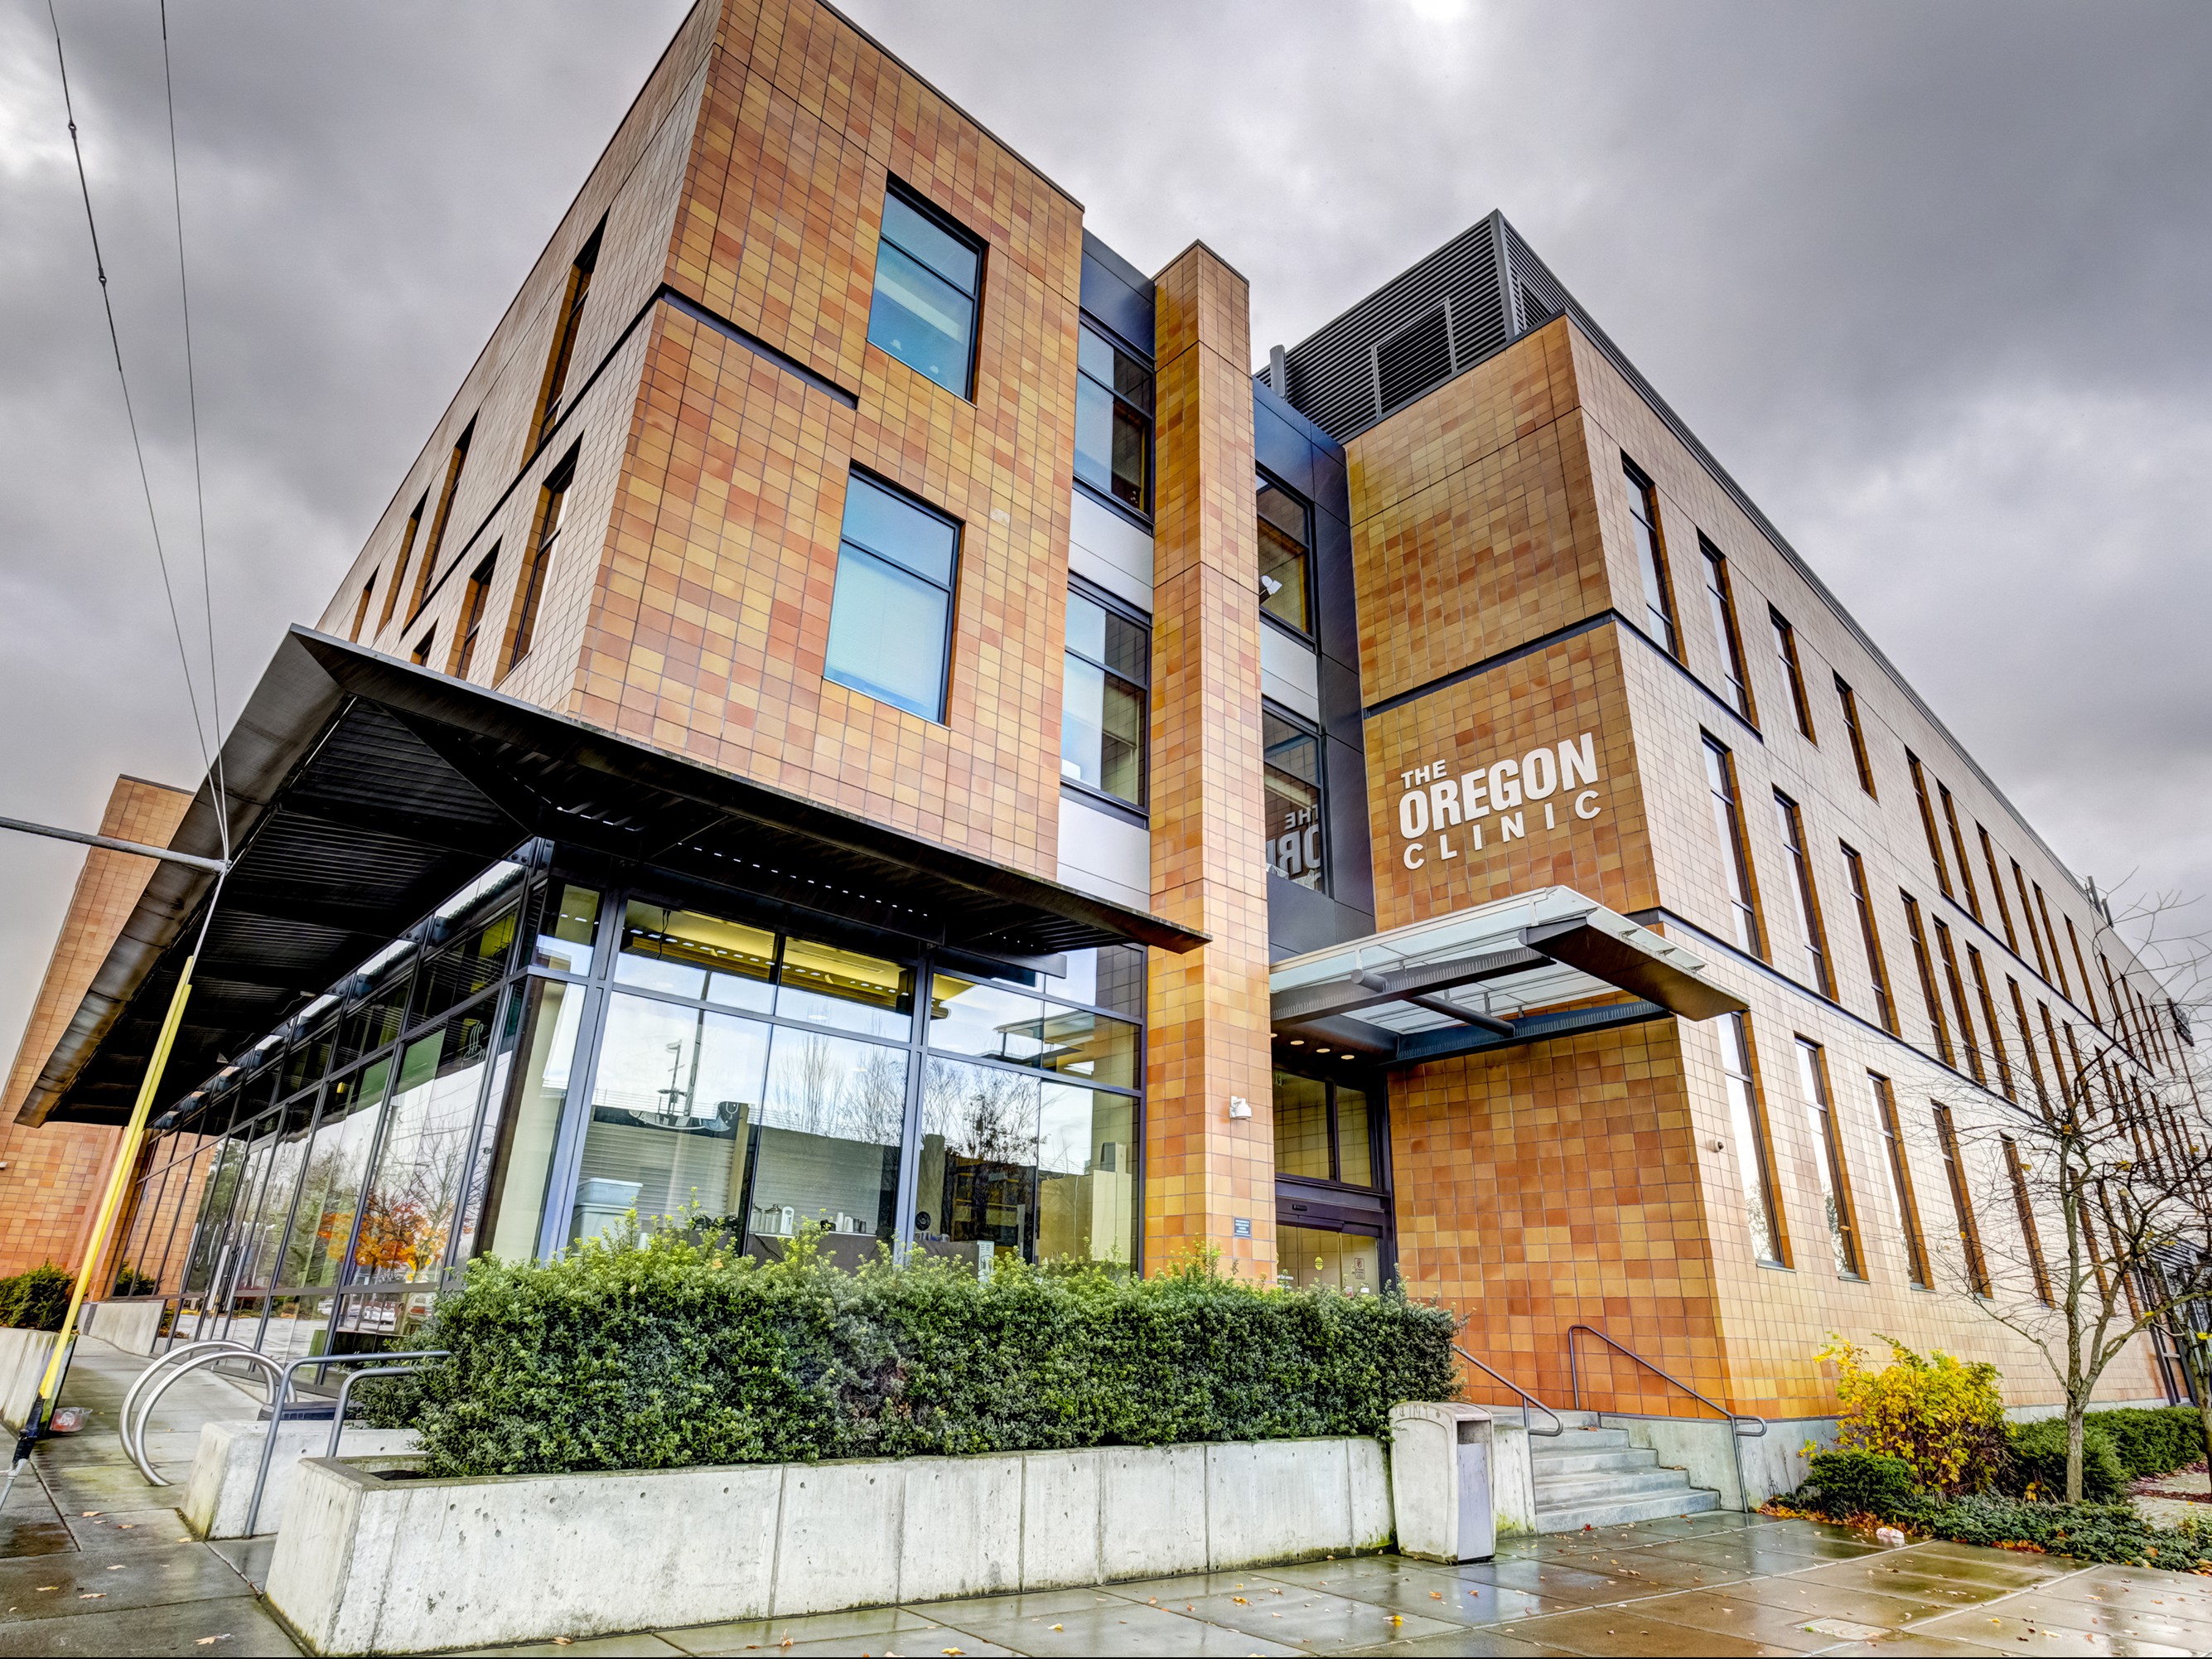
<box><xmin>1537</xmin><ymin>1484</ymin><xmax>1723</xmax><ymax>1531</ymax></box>
<box><xmin>1534</xmin><ymin>1466</ymin><xmax>1698</xmax><ymax>1505</ymax></box>
<box><xmin>1525</xmin><ymin>1446</ymin><xmax>1657</xmax><ymax>1477</ymax></box>
<box><xmin>1530</xmin><ymin>1425</ymin><xmax>1631</xmax><ymax>1452</ymax></box>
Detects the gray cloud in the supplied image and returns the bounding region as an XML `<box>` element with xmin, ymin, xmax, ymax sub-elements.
<box><xmin>2</xmin><ymin>0</ymin><xmax>2206</xmax><ymax>1049</ymax></box>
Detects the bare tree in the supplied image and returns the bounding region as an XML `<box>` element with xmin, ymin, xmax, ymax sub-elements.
<box><xmin>1949</xmin><ymin>886</ymin><xmax>2212</xmax><ymax>1502</ymax></box>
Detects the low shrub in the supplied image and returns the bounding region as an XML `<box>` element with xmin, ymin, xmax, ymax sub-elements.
<box><xmin>109</xmin><ymin>1260</ymin><xmax>157</xmax><ymax>1299</ymax></box>
<box><xmin>2089</xmin><ymin>1406</ymin><xmax>2210</xmax><ymax>1479</ymax></box>
<box><xmin>1820</xmin><ymin>1335</ymin><xmax>2007</xmax><ymax>1494</ymax></box>
<box><xmin>0</xmin><ymin>1264</ymin><xmax>72</xmax><ymax>1332</ymax></box>
<box><xmin>364</xmin><ymin>1225</ymin><xmax>1459</xmax><ymax>1479</ymax></box>
<box><xmin>1799</xmin><ymin>1450</ymin><xmax>1919</xmax><ymax>1519</ymax></box>
<box><xmin>2004</xmin><ymin>1417</ymin><xmax>2128</xmax><ymax>1503</ymax></box>
<box><xmin>1918</xmin><ymin>1494</ymin><xmax>2212</xmax><ymax>1572</ymax></box>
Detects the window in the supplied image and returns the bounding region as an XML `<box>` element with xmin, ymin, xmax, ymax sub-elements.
<box><xmin>1939</xmin><ymin>784</ymin><xmax>1981</xmax><ymax>921</ymax></box>
<box><xmin>867</xmin><ymin>186</ymin><xmax>981</xmax><ymax>398</ymax></box>
<box><xmin>1770</xmin><ymin>609</ymin><xmax>1815</xmax><ymax>739</ymax></box>
<box><xmin>1256</xmin><ymin>472</ymin><xmax>1312</xmax><ymax>636</ymax></box>
<box><xmin>503</xmin><ymin>451</ymin><xmax>574</xmax><ymax>677</ymax></box>
<box><xmin>411</xmin><ymin>627</ymin><xmax>436</xmax><ymax>666</ymax></box>
<box><xmin>1934</xmin><ymin>920</ymin><xmax>1984</xmax><ymax>1084</ymax></box>
<box><xmin>1773</xmin><ymin>792</ymin><xmax>1832</xmax><ymax>995</ymax></box>
<box><xmin>1272</xmin><ymin>1071</ymin><xmax>1375</xmax><ymax>1187</ymax></box>
<box><xmin>2010</xmin><ymin>977</ymin><xmax>2049</xmax><ymax>1114</ymax></box>
<box><xmin>1902</xmin><ymin>893</ymin><xmax>1953</xmax><ymax>1066</ymax></box>
<box><xmin>2040</xmin><ymin>1002</ymin><xmax>2071</xmax><ymax>1107</ymax></box>
<box><xmin>1702</xmin><ymin>737</ymin><xmax>1762</xmax><ymax>955</ymax></box>
<box><xmin>1907</xmin><ymin>752</ymin><xmax>1951</xmax><ymax>897</ymax></box>
<box><xmin>1621</xmin><ymin>460</ymin><xmax>1678</xmax><ymax>655</ymax></box>
<box><xmin>349</xmin><ymin>575</ymin><xmax>376</xmax><ymax>643</ymax></box>
<box><xmin>1978</xmin><ymin>828</ymin><xmax>2017</xmax><ymax>952</ymax></box>
<box><xmin>1263</xmin><ymin>707</ymin><xmax>1326</xmax><ymax>891</ymax></box>
<box><xmin>452</xmin><ymin>550</ymin><xmax>497</xmax><ymax>679</ymax></box>
<box><xmin>1969</xmin><ymin>947</ymin><xmax>2014</xmax><ymax>1100</ymax></box>
<box><xmin>1842</xmin><ymin>845</ymin><xmax>1896</xmax><ymax>1033</ymax></box>
<box><xmin>1835</xmin><ymin>676</ymin><xmax>1876</xmax><ymax>796</ymax></box>
<box><xmin>409</xmin><ymin>420</ymin><xmax>475</xmax><ymax>623</ymax></box>
<box><xmin>823</xmin><ymin>472</ymin><xmax>961</xmax><ymax>722</ymax></box>
<box><xmin>1871</xmin><ymin>1075</ymin><xmax>1930</xmax><ymax>1288</ymax></box>
<box><xmin>1060</xmin><ymin>583</ymin><xmax>1148</xmax><ymax>809</ymax></box>
<box><xmin>1934</xmin><ymin>1104</ymin><xmax>1991</xmax><ymax>1294</ymax></box>
<box><xmin>1794</xmin><ymin>1038</ymin><xmax>1862</xmax><ymax>1277</ymax></box>
<box><xmin>2012</xmin><ymin>863</ymin><xmax>2050</xmax><ymax>979</ymax></box>
<box><xmin>530</xmin><ymin>220</ymin><xmax>601</xmax><ymax>454</ymax></box>
<box><xmin>1701</xmin><ymin>539</ymin><xmax>1754</xmax><ymax>720</ymax></box>
<box><xmin>1075</xmin><ymin>322</ymin><xmax>1152</xmax><ymax>512</ymax></box>
<box><xmin>379</xmin><ymin>497</ymin><xmax>426</xmax><ymax>636</ymax></box>
<box><xmin>2003</xmin><ymin>1136</ymin><xmax>2053</xmax><ymax>1304</ymax></box>
<box><xmin>1717</xmin><ymin>1013</ymin><xmax>1785</xmax><ymax>1265</ymax></box>
<box><xmin>2065</xmin><ymin>917</ymin><xmax>2097</xmax><ymax>1021</ymax></box>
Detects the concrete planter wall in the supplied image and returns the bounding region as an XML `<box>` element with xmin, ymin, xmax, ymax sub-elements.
<box><xmin>0</xmin><ymin>1328</ymin><xmax>62</xmax><ymax>1431</ymax></box>
<box><xmin>185</xmin><ymin>1420</ymin><xmax>422</xmax><ymax>1540</ymax></box>
<box><xmin>268</xmin><ymin>1436</ymin><xmax>1393</xmax><ymax>1655</ymax></box>
<box><xmin>85</xmin><ymin>1299</ymin><xmax>164</xmax><ymax>1356</ymax></box>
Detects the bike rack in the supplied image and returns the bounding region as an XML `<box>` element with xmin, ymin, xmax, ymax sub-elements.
<box><xmin>119</xmin><ymin>1339</ymin><xmax>243</xmax><ymax>1473</ymax></box>
<box><xmin>124</xmin><ymin>1346</ymin><xmax>283</xmax><ymax>1487</ymax></box>
<box><xmin>324</xmin><ymin>1362</ymin><xmax>435</xmax><ymax>1459</ymax></box>
<box><xmin>243</xmin><ymin>1352</ymin><xmax>447</xmax><ymax>1536</ymax></box>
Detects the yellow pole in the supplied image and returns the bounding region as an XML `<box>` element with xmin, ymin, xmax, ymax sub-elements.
<box><xmin>25</xmin><ymin>956</ymin><xmax>196</xmax><ymax>1418</ymax></box>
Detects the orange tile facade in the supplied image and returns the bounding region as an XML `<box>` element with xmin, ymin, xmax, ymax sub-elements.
<box><xmin>0</xmin><ymin>777</ymin><xmax>193</xmax><ymax>1278</ymax></box>
<box><xmin>1142</xmin><ymin>244</ymin><xmax>1275</xmax><ymax>1274</ymax></box>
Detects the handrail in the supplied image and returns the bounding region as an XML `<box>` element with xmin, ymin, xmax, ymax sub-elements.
<box><xmin>1452</xmin><ymin>1343</ymin><xmax>1563</xmax><ymax>1437</ymax></box>
<box><xmin>244</xmin><ymin>1352</ymin><xmax>448</xmax><ymax>1536</ymax></box>
<box><xmin>324</xmin><ymin>1362</ymin><xmax>437</xmax><ymax>1459</ymax></box>
<box><xmin>1567</xmin><ymin>1323</ymin><xmax>1765</xmax><ymax>1513</ymax></box>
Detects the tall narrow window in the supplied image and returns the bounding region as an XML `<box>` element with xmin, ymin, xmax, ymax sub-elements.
<box><xmin>1794</xmin><ymin>1038</ymin><xmax>1862</xmax><ymax>1277</ymax></box>
<box><xmin>867</xmin><ymin>185</ymin><xmax>982</xmax><ymax>398</ymax></box>
<box><xmin>2009</xmin><ymin>978</ymin><xmax>2049</xmax><ymax>1114</ymax></box>
<box><xmin>451</xmin><ymin>549</ymin><xmax>497</xmax><ymax>679</ymax></box>
<box><xmin>823</xmin><ymin>471</ymin><xmax>962</xmax><ymax>722</ymax></box>
<box><xmin>1621</xmin><ymin>459</ymin><xmax>1678</xmax><ymax>655</ymax></box>
<box><xmin>2012</xmin><ymin>863</ymin><xmax>2050</xmax><ymax>979</ymax></box>
<box><xmin>409</xmin><ymin>420</ymin><xmax>475</xmax><ymax>622</ymax></box>
<box><xmin>379</xmin><ymin>497</ymin><xmax>426</xmax><ymax>636</ymax></box>
<box><xmin>1835</xmin><ymin>676</ymin><xmax>1877</xmax><ymax>796</ymax></box>
<box><xmin>1903</xmin><ymin>893</ymin><xmax>1954</xmax><ymax>1066</ymax></box>
<box><xmin>2002</xmin><ymin>1136</ymin><xmax>2054</xmax><ymax>1305</ymax></box>
<box><xmin>1263</xmin><ymin>707</ymin><xmax>1326</xmax><ymax>892</ymax></box>
<box><xmin>1773</xmin><ymin>792</ymin><xmax>1832</xmax><ymax>995</ymax></box>
<box><xmin>1908</xmin><ymin>752</ymin><xmax>1952</xmax><ymax>897</ymax></box>
<box><xmin>1871</xmin><ymin>1075</ymin><xmax>1930</xmax><ymax>1288</ymax></box>
<box><xmin>1060</xmin><ymin>582</ymin><xmax>1149</xmax><ymax>809</ymax></box>
<box><xmin>1934</xmin><ymin>1104</ymin><xmax>1991</xmax><ymax>1295</ymax></box>
<box><xmin>1075</xmin><ymin>322</ymin><xmax>1152</xmax><ymax>513</ymax></box>
<box><xmin>530</xmin><ymin>220</ymin><xmax>601</xmax><ymax>454</ymax></box>
<box><xmin>2037</xmin><ymin>885</ymin><xmax>2073</xmax><ymax>997</ymax></box>
<box><xmin>1842</xmin><ymin>845</ymin><xmax>1896</xmax><ymax>1033</ymax></box>
<box><xmin>410</xmin><ymin>627</ymin><xmax>436</xmax><ymax>667</ymax></box>
<box><xmin>1717</xmin><ymin>1013</ymin><xmax>1785</xmax><ymax>1266</ymax></box>
<box><xmin>1770</xmin><ymin>610</ymin><xmax>1815</xmax><ymax>739</ymax></box>
<box><xmin>1256</xmin><ymin>472</ymin><xmax>1313</xmax><ymax>636</ymax></box>
<box><xmin>1939</xmin><ymin>783</ymin><xmax>1981</xmax><ymax>921</ymax></box>
<box><xmin>2040</xmin><ymin>1003</ymin><xmax>2071</xmax><ymax>1108</ymax></box>
<box><xmin>1978</xmin><ymin>827</ymin><xmax>2018</xmax><ymax>952</ymax></box>
<box><xmin>502</xmin><ymin>451</ymin><xmax>575</xmax><ymax>678</ymax></box>
<box><xmin>1969</xmin><ymin>948</ymin><xmax>2014</xmax><ymax>1100</ymax></box>
<box><xmin>1701</xmin><ymin>538</ymin><xmax>1754</xmax><ymax>720</ymax></box>
<box><xmin>349</xmin><ymin>575</ymin><xmax>377</xmax><ymax>643</ymax></box>
<box><xmin>2101</xmin><ymin>955</ymin><xmax>2124</xmax><ymax>1045</ymax></box>
<box><xmin>1934</xmin><ymin>920</ymin><xmax>1985</xmax><ymax>1084</ymax></box>
<box><xmin>2066</xmin><ymin>917</ymin><xmax>2099</xmax><ymax>1022</ymax></box>
<box><xmin>1703</xmin><ymin>736</ymin><xmax>1763</xmax><ymax>955</ymax></box>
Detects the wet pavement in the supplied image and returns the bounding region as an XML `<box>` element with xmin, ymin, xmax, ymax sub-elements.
<box><xmin>7</xmin><ymin>1344</ymin><xmax>2212</xmax><ymax>1657</ymax></box>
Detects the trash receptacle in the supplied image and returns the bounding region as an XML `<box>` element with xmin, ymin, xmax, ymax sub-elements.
<box><xmin>1389</xmin><ymin>1400</ymin><xmax>1495</xmax><ymax>1562</ymax></box>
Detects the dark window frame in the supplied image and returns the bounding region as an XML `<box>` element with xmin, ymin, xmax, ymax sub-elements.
<box><xmin>1700</xmin><ymin>535</ymin><xmax>1756</xmax><ymax>723</ymax></box>
<box><xmin>501</xmin><ymin>447</ymin><xmax>578</xmax><ymax>681</ymax></box>
<box><xmin>1263</xmin><ymin>699</ymin><xmax>1329</xmax><ymax>895</ymax></box>
<box><xmin>1060</xmin><ymin>573</ymin><xmax>1151</xmax><ymax>817</ymax></box>
<box><xmin>452</xmin><ymin>548</ymin><xmax>499</xmax><ymax>680</ymax></box>
<box><xmin>1255</xmin><ymin>467</ymin><xmax>1316</xmax><ymax>641</ymax></box>
<box><xmin>1073</xmin><ymin>315</ymin><xmax>1153</xmax><ymax>519</ymax></box>
<box><xmin>1702</xmin><ymin>734</ymin><xmax>1764</xmax><ymax>958</ymax></box>
<box><xmin>1621</xmin><ymin>457</ymin><xmax>1681</xmax><ymax>658</ymax></box>
<box><xmin>1794</xmin><ymin>1036</ymin><xmax>1864</xmax><ymax>1279</ymax></box>
<box><xmin>529</xmin><ymin>218</ymin><xmax>604</xmax><ymax>457</ymax></box>
<box><xmin>1769</xmin><ymin>607</ymin><xmax>1816</xmax><ymax>741</ymax></box>
<box><xmin>867</xmin><ymin>180</ymin><xmax>986</xmax><ymax>402</ymax></box>
<box><xmin>1841</xmin><ymin>844</ymin><xmax>1896</xmax><ymax>1033</ymax></box>
<box><xmin>1871</xmin><ymin>1073</ymin><xmax>1931</xmax><ymax>1288</ymax></box>
<box><xmin>1834</xmin><ymin>675</ymin><xmax>1877</xmax><ymax>796</ymax></box>
<box><xmin>1773</xmin><ymin>791</ymin><xmax>1833</xmax><ymax>997</ymax></box>
<box><xmin>823</xmin><ymin>466</ymin><xmax>965</xmax><ymax>725</ymax></box>
<box><xmin>1934</xmin><ymin>1102</ymin><xmax>1992</xmax><ymax>1295</ymax></box>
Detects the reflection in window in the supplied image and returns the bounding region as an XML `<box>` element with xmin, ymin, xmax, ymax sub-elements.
<box><xmin>929</xmin><ymin>975</ymin><xmax>1046</xmax><ymax>1063</ymax></box>
<box><xmin>1623</xmin><ymin>459</ymin><xmax>1678</xmax><ymax>655</ymax></box>
<box><xmin>1075</xmin><ymin>323</ymin><xmax>1152</xmax><ymax>510</ymax></box>
<box><xmin>1271</xmin><ymin>1071</ymin><xmax>1374</xmax><ymax>1187</ymax></box>
<box><xmin>616</xmin><ymin>900</ymin><xmax>774</xmax><ymax>1012</ymax></box>
<box><xmin>1794</xmin><ymin>1038</ymin><xmax>1862</xmax><ymax>1278</ymax></box>
<box><xmin>1263</xmin><ymin>708</ymin><xmax>1325</xmax><ymax>890</ymax></box>
<box><xmin>1256</xmin><ymin>472</ymin><xmax>1312</xmax><ymax>634</ymax></box>
<box><xmin>1046</xmin><ymin>945</ymin><xmax>1147</xmax><ymax>1021</ymax></box>
<box><xmin>744</xmin><ymin>1025</ymin><xmax>906</xmax><ymax>1259</ymax></box>
<box><xmin>354</xmin><ymin>1011</ymin><xmax>495</xmax><ymax>1285</ymax></box>
<box><xmin>867</xmin><ymin>186</ymin><xmax>981</xmax><ymax>398</ymax></box>
<box><xmin>1278</xmin><ymin>1223</ymin><xmax>1380</xmax><ymax>1293</ymax></box>
<box><xmin>779</xmin><ymin>936</ymin><xmax>914</xmax><ymax>1040</ymax></box>
<box><xmin>1060</xmin><ymin>585</ymin><xmax>1149</xmax><ymax>808</ymax></box>
<box><xmin>823</xmin><ymin>472</ymin><xmax>961</xmax><ymax>722</ymax></box>
<box><xmin>1036</xmin><ymin>1081</ymin><xmax>1136</xmax><ymax>1267</ymax></box>
<box><xmin>478</xmin><ymin>977</ymin><xmax>587</xmax><ymax>1261</ymax></box>
<box><xmin>1037</xmin><ymin>1005</ymin><xmax>1137</xmax><ymax>1089</ymax></box>
<box><xmin>1716</xmin><ymin>1013</ymin><xmax>1784</xmax><ymax>1265</ymax></box>
<box><xmin>533</xmin><ymin>883</ymin><xmax>601</xmax><ymax>975</ymax></box>
<box><xmin>279</xmin><ymin>1063</ymin><xmax>389</xmax><ymax>1289</ymax></box>
<box><xmin>920</xmin><ymin>1057</ymin><xmax>1041</xmax><ymax>1265</ymax></box>
<box><xmin>237</xmin><ymin>1100</ymin><xmax>315</xmax><ymax>1295</ymax></box>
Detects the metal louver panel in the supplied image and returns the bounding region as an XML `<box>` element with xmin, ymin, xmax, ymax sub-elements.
<box><xmin>1374</xmin><ymin>306</ymin><xmax>1453</xmax><ymax>415</ymax></box>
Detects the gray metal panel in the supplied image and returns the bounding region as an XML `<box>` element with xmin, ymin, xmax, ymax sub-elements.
<box><xmin>1079</xmin><ymin>231</ymin><xmax>1155</xmax><ymax>356</ymax></box>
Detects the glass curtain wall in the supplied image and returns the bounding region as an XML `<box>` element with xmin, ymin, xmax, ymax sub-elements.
<box><xmin>130</xmin><ymin>849</ymin><xmax>1149</xmax><ymax>1357</ymax></box>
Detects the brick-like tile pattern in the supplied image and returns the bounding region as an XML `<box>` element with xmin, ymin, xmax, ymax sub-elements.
<box><xmin>1143</xmin><ymin>244</ymin><xmax>1275</xmax><ymax>1275</ymax></box>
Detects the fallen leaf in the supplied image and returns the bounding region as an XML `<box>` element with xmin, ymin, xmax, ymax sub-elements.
<box><xmin>79</xmin><ymin>1593</ymin><xmax>106</xmax><ymax>1600</ymax></box>
<box><xmin>1430</xmin><ymin>1591</ymin><xmax>1443</xmax><ymax>1600</ymax></box>
<box><xmin>1232</xmin><ymin>1596</ymin><xmax>1249</xmax><ymax>1604</ymax></box>
<box><xmin>1050</xmin><ymin>1625</ymin><xmax>1062</xmax><ymax>1632</ymax></box>
<box><xmin>36</xmin><ymin>1587</ymin><xmax>57</xmax><ymax>1593</ymax></box>
<box><xmin>108</xmin><ymin>1565</ymin><xmax>125</xmax><ymax>1571</ymax></box>
<box><xmin>552</xmin><ymin>1642</ymin><xmax>572</xmax><ymax>1648</ymax></box>
<box><xmin>82</xmin><ymin>1511</ymin><xmax>99</xmax><ymax>1518</ymax></box>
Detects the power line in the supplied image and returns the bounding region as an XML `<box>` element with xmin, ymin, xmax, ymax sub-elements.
<box><xmin>46</xmin><ymin>0</ymin><xmax>217</xmax><ymax>806</ymax></box>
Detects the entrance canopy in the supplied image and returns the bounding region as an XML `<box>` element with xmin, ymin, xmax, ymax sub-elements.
<box><xmin>1269</xmin><ymin>887</ymin><xmax>1746</xmax><ymax>1068</ymax></box>
<box><xmin>19</xmin><ymin>627</ymin><xmax>1204</xmax><ymax>1127</ymax></box>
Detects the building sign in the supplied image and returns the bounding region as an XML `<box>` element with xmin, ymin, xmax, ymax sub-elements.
<box><xmin>1393</xmin><ymin>730</ymin><xmax>1604</xmax><ymax>869</ymax></box>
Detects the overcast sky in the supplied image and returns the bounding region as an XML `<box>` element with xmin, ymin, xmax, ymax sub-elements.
<box><xmin>2</xmin><ymin>0</ymin><xmax>2209</xmax><ymax>1052</ymax></box>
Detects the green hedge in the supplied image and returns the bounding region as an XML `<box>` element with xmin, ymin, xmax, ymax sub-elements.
<box><xmin>0</xmin><ymin>1264</ymin><xmax>71</xmax><ymax>1332</ymax></box>
<box><xmin>2004</xmin><ymin>1418</ymin><xmax>2129</xmax><ymax>1503</ymax></box>
<box><xmin>1799</xmin><ymin>1451</ymin><xmax>1919</xmax><ymax>1518</ymax></box>
<box><xmin>365</xmin><ymin>1227</ymin><xmax>1459</xmax><ymax>1479</ymax></box>
<box><xmin>2088</xmin><ymin>1407</ymin><xmax>2209</xmax><ymax>1479</ymax></box>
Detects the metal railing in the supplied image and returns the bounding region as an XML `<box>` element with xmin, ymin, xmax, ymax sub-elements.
<box><xmin>1452</xmin><ymin>1343</ymin><xmax>1563</xmax><ymax>1437</ymax></box>
<box><xmin>1566</xmin><ymin>1323</ymin><xmax>1765</xmax><ymax>1511</ymax></box>
<box><xmin>123</xmin><ymin>1341</ymin><xmax>282</xmax><ymax>1487</ymax></box>
<box><xmin>243</xmin><ymin>1352</ymin><xmax>447</xmax><ymax>1536</ymax></box>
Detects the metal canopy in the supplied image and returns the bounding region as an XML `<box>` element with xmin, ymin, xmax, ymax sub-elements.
<box><xmin>20</xmin><ymin>627</ymin><xmax>1204</xmax><ymax>1128</ymax></box>
<box><xmin>1269</xmin><ymin>887</ymin><xmax>1745</xmax><ymax>1068</ymax></box>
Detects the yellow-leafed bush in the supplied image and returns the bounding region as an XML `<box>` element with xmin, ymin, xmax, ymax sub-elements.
<box><xmin>1820</xmin><ymin>1334</ymin><xmax>2007</xmax><ymax>1495</ymax></box>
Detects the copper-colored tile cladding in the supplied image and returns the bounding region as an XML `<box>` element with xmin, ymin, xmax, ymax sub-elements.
<box><xmin>0</xmin><ymin>776</ymin><xmax>193</xmax><ymax>1277</ymax></box>
<box><xmin>1142</xmin><ymin>244</ymin><xmax>1276</xmax><ymax>1274</ymax></box>
<box><xmin>568</xmin><ymin>0</ymin><xmax>1084</xmax><ymax>875</ymax></box>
